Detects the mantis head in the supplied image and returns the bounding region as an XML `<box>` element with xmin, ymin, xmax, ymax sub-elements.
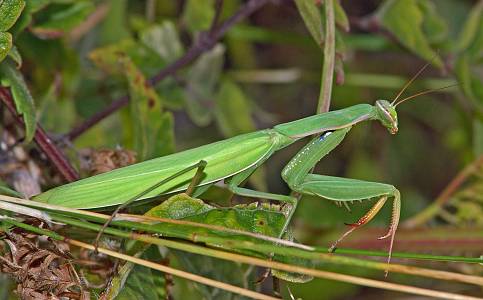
<box><xmin>375</xmin><ymin>100</ymin><xmax>398</xmax><ymax>134</ymax></box>
<box><xmin>374</xmin><ymin>56</ymin><xmax>457</xmax><ymax>135</ymax></box>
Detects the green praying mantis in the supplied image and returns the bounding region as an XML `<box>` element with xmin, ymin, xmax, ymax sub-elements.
<box><xmin>33</xmin><ymin>62</ymin><xmax>452</xmax><ymax>267</ymax></box>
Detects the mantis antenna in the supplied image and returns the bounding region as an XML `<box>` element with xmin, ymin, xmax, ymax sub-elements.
<box><xmin>391</xmin><ymin>61</ymin><xmax>432</xmax><ymax>105</ymax></box>
<box><xmin>394</xmin><ymin>83</ymin><xmax>459</xmax><ymax>107</ymax></box>
<box><xmin>391</xmin><ymin>50</ymin><xmax>444</xmax><ymax>106</ymax></box>
<box><xmin>389</xmin><ymin>51</ymin><xmax>458</xmax><ymax>107</ymax></box>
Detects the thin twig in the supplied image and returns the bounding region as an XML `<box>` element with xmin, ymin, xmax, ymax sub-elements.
<box><xmin>403</xmin><ymin>155</ymin><xmax>483</xmax><ymax>228</ymax></box>
<box><xmin>0</xmin><ymin>87</ymin><xmax>79</xmax><ymax>182</ymax></box>
<box><xmin>317</xmin><ymin>0</ymin><xmax>335</xmax><ymax>114</ymax></box>
<box><xmin>146</xmin><ymin>0</ymin><xmax>156</xmax><ymax>23</ymax></box>
<box><xmin>65</xmin><ymin>0</ymin><xmax>271</xmax><ymax>141</ymax></box>
<box><xmin>69</xmin><ymin>3</ymin><xmax>110</xmax><ymax>42</ymax></box>
<box><xmin>210</xmin><ymin>0</ymin><xmax>225</xmax><ymax>33</ymax></box>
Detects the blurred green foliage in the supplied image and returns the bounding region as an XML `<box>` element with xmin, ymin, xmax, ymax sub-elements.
<box><xmin>0</xmin><ymin>0</ymin><xmax>481</xmax><ymax>299</ymax></box>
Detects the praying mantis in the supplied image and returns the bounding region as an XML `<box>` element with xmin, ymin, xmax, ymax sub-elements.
<box><xmin>33</xmin><ymin>63</ymin><xmax>450</xmax><ymax>266</ymax></box>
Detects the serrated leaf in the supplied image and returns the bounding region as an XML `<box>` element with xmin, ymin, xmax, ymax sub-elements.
<box><xmin>0</xmin><ymin>0</ymin><xmax>25</xmax><ymax>31</ymax></box>
<box><xmin>30</xmin><ymin>2</ymin><xmax>95</xmax><ymax>38</ymax></box>
<box><xmin>184</xmin><ymin>44</ymin><xmax>225</xmax><ymax>126</ymax></box>
<box><xmin>377</xmin><ymin>0</ymin><xmax>443</xmax><ymax>68</ymax></box>
<box><xmin>141</xmin><ymin>21</ymin><xmax>184</xmax><ymax>63</ymax></box>
<box><xmin>149</xmin><ymin>194</ymin><xmax>313</xmax><ymax>284</ymax></box>
<box><xmin>0</xmin><ymin>31</ymin><xmax>12</xmax><ymax>63</ymax></box>
<box><xmin>214</xmin><ymin>79</ymin><xmax>256</xmax><ymax>137</ymax></box>
<box><xmin>334</xmin><ymin>0</ymin><xmax>349</xmax><ymax>32</ymax></box>
<box><xmin>182</xmin><ymin>0</ymin><xmax>214</xmax><ymax>33</ymax></box>
<box><xmin>294</xmin><ymin>0</ymin><xmax>324</xmax><ymax>46</ymax></box>
<box><xmin>147</xmin><ymin>194</ymin><xmax>286</xmax><ymax>238</ymax></box>
<box><xmin>0</xmin><ymin>59</ymin><xmax>36</xmax><ymax>142</ymax></box>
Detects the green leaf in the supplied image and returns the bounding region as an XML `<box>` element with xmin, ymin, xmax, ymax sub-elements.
<box><xmin>30</xmin><ymin>2</ymin><xmax>95</xmax><ymax>38</ymax></box>
<box><xmin>294</xmin><ymin>0</ymin><xmax>324</xmax><ymax>46</ymax></box>
<box><xmin>172</xmin><ymin>250</ymin><xmax>254</xmax><ymax>300</ymax></box>
<box><xmin>89</xmin><ymin>39</ymin><xmax>165</xmax><ymax>77</ymax></box>
<box><xmin>418</xmin><ymin>0</ymin><xmax>447</xmax><ymax>43</ymax></box>
<box><xmin>184</xmin><ymin>44</ymin><xmax>225</xmax><ymax>126</ymax></box>
<box><xmin>0</xmin><ymin>0</ymin><xmax>25</xmax><ymax>31</ymax></box>
<box><xmin>99</xmin><ymin>0</ymin><xmax>130</xmax><ymax>45</ymax></box>
<box><xmin>474</xmin><ymin>119</ymin><xmax>483</xmax><ymax>156</ymax></box>
<box><xmin>0</xmin><ymin>181</ymin><xmax>23</xmax><ymax>197</ymax></box>
<box><xmin>182</xmin><ymin>0</ymin><xmax>215</xmax><ymax>33</ymax></box>
<box><xmin>214</xmin><ymin>79</ymin><xmax>256</xmax><ymax>137</ymax></box>
<box><xmin>0</xmin><ymin>59</ymin><xmax>36</xmax><ymax>142</ymax></box>
<box><xmin>141</xmin><ymin>21</ymin><xmax>184</xmax><ymax>63</ymax></box>
<box><xmin>6</xmin><ymin>45</ymin><xmax>21</xmax><ymax>66</ymax></box>
<box><xmin>271</xmin><ymin>231</ymin><xmax>314</xmax><ymax>283</ymax></box>
<box><xmin>377</xmin><ymin>0</ymin><xmax>443</xmax><ymax>68</ymax></box>
<box><xmin>455</xmin><ymin>54</ymin><xmax>482</xmax><ymax>103</ymax></box>
<box><xmin>89</xmin><ymin>40</ymin><xmax>176</xmax><ymax>158</ymax></box>
<box><xmin>0</xmin><ymin>31</ymin><xmax>12</xmax><ymax>63</ymax></box>
<box><xmin>122</xmin><ymin>56</ymin><xmax>175</xmax><ymax>160</ymax></box>
<box><xmin>149</xmin><ymin>194</ymin><xmax>313</xmax><ymax>284</ymax></box>
<box><xmin>147</xmin><ymin>194</ymin><xmax>286</xmax><ymax>238</ymax></box>
<box><xmin>334</xmin><ymin>0</ymin><xmax>349</xmax><ymax>32</ymax></box>
<box><xmin>27</xmin><ymin>0</ymin><xmax>51</xmax><ymax>14</ymax></box>
<box><xmin>456</xmin><ymin>1</ymin><xmax>482</xmax><ymax>53</ymax></box>
<box><xmin>105</xmin><ymin>246</ymin><xmax>167</xmax><ymax>300</ymax></box>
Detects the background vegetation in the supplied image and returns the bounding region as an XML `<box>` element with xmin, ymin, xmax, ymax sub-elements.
<box><xmin>0</xmin><ymin>0</ymin><xmax>482</xmax><ymax>299</ymax></box>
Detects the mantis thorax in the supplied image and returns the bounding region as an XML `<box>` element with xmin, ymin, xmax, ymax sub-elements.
<box><xmin>375</xmin><ymin>100</ymin><xmax>398</xmax><ymax>134</ymax></box>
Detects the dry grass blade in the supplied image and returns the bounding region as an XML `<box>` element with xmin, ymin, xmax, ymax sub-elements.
<box><xmin>0</xmin><ymin>195</ymin><xmax>482</xmax><ymax>287</ymax></box>
<box><xmin>66</xmin><ymin>238</ymin><xmax>482</xmax><ymax>300</ymax></box>
<box><xmin>67</xmin><ymin>241</ymin><xmax>279</xmax><ymax>300</ymax></box>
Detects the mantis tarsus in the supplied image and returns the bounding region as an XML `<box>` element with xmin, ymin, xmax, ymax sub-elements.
<box><xmin>33</xmin><ymin>62</ymin><xmax>452</xmax><ymax>269</ymax></box>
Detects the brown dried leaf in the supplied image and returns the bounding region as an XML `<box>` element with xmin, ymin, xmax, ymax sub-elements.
<box><xmin>0</xmin><ymin>227</ymin><xmax>88</xmax><ymax>299</ymax></box>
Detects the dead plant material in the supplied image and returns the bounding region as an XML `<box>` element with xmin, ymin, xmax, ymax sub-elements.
<box><xmin>0</xmin><ymin>224</ymin><xmax>88</xmax><ymax>300</ymax></box>
<box><xmin>79</xmin><ymin>148</ymin><xmax>137</xmax><ymax>175</ymax></box>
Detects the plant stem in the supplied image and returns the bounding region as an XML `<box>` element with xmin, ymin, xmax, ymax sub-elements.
<box><xmin>317</xmin><ymin>0</ymin><xmax>335</xmax><ymax>114</ymax></box>
<box><xmin>65</xmin><ymin>0</ymin><xmax>271</xmax><ymax>141</ymax></box>
<box><xmin>3</xmin><ymin>218</ymin><xmax>482</xmax><ymax>299</ymax></box>
<box><xmin>0</xmin><ymin>87</ymin><xmax>79</xmax><ymax>182</ymax></box>
<box><xmin>46</xmin><ymin>213</ymin><xmax>483</xmax><ymax>281</ymax></box>
<box><xmin>1</xmin><ymin>195</ymin><xmax>481</xmax><ymax>265</ymax></box>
